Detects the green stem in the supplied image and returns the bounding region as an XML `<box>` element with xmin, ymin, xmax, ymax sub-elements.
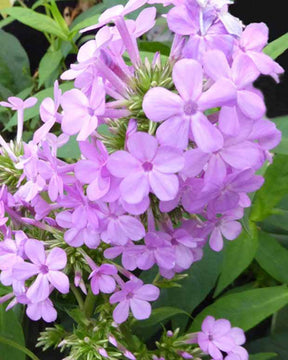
<box><xmin>70</xmin><ymin>283</ymin><xmax>84</xmax><ymax>310</ymax></box>
<box><xmin>17</xmin><ymin>0</ymin><xmax>28</xmax><ymax>8</ymax></box>
<box><xmin>84</xmin><ymin>288</ymin><xmax>97</xmax><ymax>319</ymax></box>
<box><xmin>153</xmin><ymin>272</ymin><xmax>161</xmax><ymax>285</ymax></box>
<box><xmin>0</xmin><ymin>336</ymin><xmax>40</xmax><ymax>360</ymax></box>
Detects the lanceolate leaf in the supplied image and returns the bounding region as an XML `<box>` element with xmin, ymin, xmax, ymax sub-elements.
<box><xmin>0</xmin><ymin>305</ymin><xmax>25</xmax><ymax>360</ymax></box>
<box><xmin>0</xmin><ymin>30</ymin><xmax>32</xmax><ymax>97</ymax></box>
<box><xmin>249</xmin><ymin>353</ymin><xmax>277</xmax><ymax>360</ymax></box>
<box><xmin>190</xmin><ymin>286</ymin><xmax>288</xmax><ymax>332</ymax></box>
<box><xmin>154</xmin><ymin>245</ymin><xmax>223</xmax><ymax>330</ymax></box>
<box><xmin>1</xmin><ymin>8</ymin><xmax>68</xmax><ymax>40</ymax></box>
<box><xmin>250</xmin><ymin>154</ymin><xmax>288</xmax><ymax>222</ymax></box>
<box><xmin>256</xmin><ymin>232</ymin><xmax>288</xmax><ymax>284</ymax></box>
<box><xmin>264</xmin><ymin>32</ymin><xmax>288</xmax><ymax>60</ymax></box>
<box><xmin>38</xmin><ymin>49</ymin><xmax>63</xmax><ymax>88</ymax></box>
<box><xmin>214</xmin><ymin>222</ymin><xmax>258</xmax><ymax>297</ymax></box>
<box><xmin>247</xmin><ymin>333</ymin><xmax>288</xmax><ymax>360</ymax></box>
<box><xmin>271</xmin><ymin>116</ymin><xmax>288</xmax><ymax>155</ymax></box>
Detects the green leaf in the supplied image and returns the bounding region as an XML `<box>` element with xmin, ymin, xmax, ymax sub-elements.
<box><xmin>214</xmin><ymin>223</ymin><xmax>258</xmax><ymax>297</ymax></box>
<box><xmin>38</xmin><ymin>49</ymin><xmax>63</xmax><ymax>87</ymax></box>
<box><xmin>264</xmin><ymin>33</ymin><xmax>288</xmax><ymax>60</ymax></box>
<box><xmin>0</xmin><ymin>30</ymin><xmax>32</xmax><ymax>97</ymax></box>
<box><xmin>0</xmin><ymin>336</ymin><xmax>39</xmax><ymax>360</ymax></box>
<box><xmin>70</xmin><ymin>13</ymin><xmax>101</xmax><ymax>35</ymax></box>
<box><xmin>48</xmin><ymin>0</ymin><xmax>69</xmax><ymax>35</ymax></box>
<box><xmin>256</xmin><ymin>232</ymin><xmax>288</xmax><ymax>284</ymax></box>
<box><xmin>0</xmin><ymin>16</ymin><xmax>14</xmax><ymax>29</ymax></box>
<box><xmin>138</xmin><ymin>41</ymin><xmax>171</xmax><ymax>56</ymax></box>
<box><xmin>250</xmin><ymin>154</ymin><xmax>288</xmax><ymax>222</ymax></box>
<box><xmin>190</xmin><ymin>286</ymin><xmax>288</xmax><ymax>332</ymax></box>
<box><xmin>57</xmin><ymin>135</ymin><xmax>80</xmax><ymax>159</ymax></box>
<box><xmin>249</xmin><ymin>353</ymin><xmax>277</xmax><ymax>360</ymax></box>
<box><xmin>154</xmin><ymin>245</ymin><xmax>223</xmax><ymax>330</ymax></box>
<box><xmin>132</xmin><ymin>307</ymin><xmax>189</xmax><ymax>329</ymax></box>
<box><xmin>139</xmin><ymin>50</ymin><xmax>168</xmax><ymax>63</ymax></box>
<box><xmin>1</xmin><ymin>7</ymin><xmax>69</xmax><ymax>40</ymax></box>
<box><xmin>247</xmin><ymin>332</ymin><xmax>288</xmax><ymax>360</ymax></box>
<box><xmin>271</xmin><ymin>305</ymin><xmax>288</xmax><ymax>334</ymax></box>
<box><xmin>5</xmin><ymin>82</ymin><xmax>73</xmax><ymax>130</ymax></box>
<box><xmin>271</xmin><ymin>116</ymin><xmax>288</xmax><ymax>155</ymax></box>
<box><xmin>0</xmin><ymin>305</ymin><xmax>25</xmax><ymax>360</ymax></box>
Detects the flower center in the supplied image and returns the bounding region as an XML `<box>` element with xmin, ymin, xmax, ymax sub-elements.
<box><xmin>88</xmin><ymin>107</ymin><xmax>94</xmax><ymax>116</ymax></box>
<box><xmin>208</xmin><ymin>334</ymin><xmax>214</xmax><ymax>341</ymax></box>
<box><xmin>142</xmin><ymin>161</ymin><xmax>153</xmax><ymax>172</ymax></box>
<box><xmin>171</xmin><ymin>237</ymin><xmax>178</xmax><ymax>246</ymax></box>
<box><xmin>40</xmin><ymin>264</ymin><xmax>49</xmax><ymax>274</ymax></box>
<box><xmin>127</xmin><ymin>292</ymin><xmax>134</xmax><ymax>300</ymax></box>
<box><xmin>184</xmin><ymin>101</ymin><xmax>198</xmax><ymax>115</ymax></box>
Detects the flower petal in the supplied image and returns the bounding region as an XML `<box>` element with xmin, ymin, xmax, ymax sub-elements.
<box><xmin>27</xmin><ymin>274</ymin><xmax>50</xmax><ymax>303</ymax></box>
<box><xmin>25</xmin><ymin>239</ymin><xmax>45</xmax><ymax>265</ymax></box>
<box><xmin>149</xmin><ymin>171</ymin><xmax>179</xmax><ymax>201</ymax></box>
<box><xmin>127</xmin><ymin>132</ymin><xmax>158</xmax><ymax>162</ymax></box>
<box><xmin>113</xmin><ymin>300</ymin><xmax>130</xmax><ymax>324</ymax></box>
<box><xmin>46</xmin><ymin>247</ymin><xmax>67</xmax><ymax>270</ymax></box>
<box><xmin>191</xmin><ymin>112</ymin><xmax>224</xmax><ymax>152</ymax></box>
<box><xmin>173</xmin><ymin>59</ymin><xmax>203</xmax><ymax>101</ymax></box>
<box><xmin>47</xmin><ymin>270</ymin><xmax>69</xmax><ymax>294</ymax></box>
<box><xmin>120</xmin><ymin>172</ymin><xmax>149</xmax><ymax>204</ymax></box>
<box><xmin>134</xmin><ymin>284</ymin><xmax>160</xmax><ymax>301</ymax></box>
<box><xmin>130</xmin><ymin>298</ymin><xmax>151</xmax><ymax>320</ymax></box>
<box><xmin>143</xmin><ymin>87</ymin><xmax>182</xmax><ymax>122</ymax></box>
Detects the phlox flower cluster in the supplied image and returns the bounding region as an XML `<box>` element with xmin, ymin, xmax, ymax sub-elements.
<box><xmin>0</xmin><ymin>0</ymin><xmax>283</xmax><ymax>358</ymax></box>
<box><xmin>196</xmin><ymin>316</ymin><xmax>248</xmax><ymax>360</ymax></box>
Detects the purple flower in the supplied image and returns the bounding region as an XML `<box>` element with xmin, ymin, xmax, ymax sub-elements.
<box><xmin>100</xmin><ymin>201</ymin><xmax>145</xmax><ymax>245</ymax></box>
<box><xmin>236</xmin><ymin>23</ymin><xmax>284</xmax><ymax>82</ymax></box>
<box><xmin>107</xmin><ymin>132</ymin><xmax>184</xmax><ymax>203</ymax></box>
<box><xmin>198</xmin><ymin>316</ymin><xmax>235</xmax><ymax>359</ymax></box>
<box><xmin>0</xmin><ymin>96</ymin><xmax>37</xmax><ymax>144</ymax></box>
<box><xmin>26</xmin><ymin>297</ymin><xmax>57</xmax><ymax>323</ymax></box>
<box><xmin>208</xmin><ymin>209</ymin><xmax>243</xmax><ymax>252</ymax></box>
<box><xmin>89</xmin><ymin>263</ymin><xmax>117</xmax><ymax>295</ymax></box>
<box><xmin>0</xmin><ymin>231</ymin><xmax>27</xmax><ymax>286</ymax></box>
<box><xmin>33</xmin><ymin>81</ymin><xmax>62</xmax><ymax>144</ymax></box>
<box><xmin>13</xmin><ymin>239</ymin><xmax>69</xmax><ymax>303</ymax></box>
<box><xmin>143</xmin><ymin>59</ymin><xmax>235</xmax><ymax>151</ymax></box>
<box><xmin>80</xmin><ymin>0</ymin><xmax>147</xmax><ymax>32</ymax></box>
<box><xmin>75</xmin><ymin>140</ymin><xmax>117</xmax><ymax>201</ymax></box>
<box><xmin>56</xmin><ymin>185</ymin><xmax>101</xmax><ymax>248</ymax></box>
<box><xmin>61</xmin><ymin>82</ymin><xmax>105</xmax><ymax>141</ymax></box>
<box><xmin>110</xmin><ymin>279</ymin><xmax>159</xmax><ymax>323</ymax></box>
<box><xmin>203</xmin><ymin>51</ymin><xmax>265</xmax><ymax>133</ymax></box>
<box><xmin>137</xmin><ymin>231</ymin><xmax>175</xmax><ymax>271</ymax></box>
<box><xmin>206</xmin><ymin>169</ymin><xmax>264</xmax><ymax>214</ymax></box>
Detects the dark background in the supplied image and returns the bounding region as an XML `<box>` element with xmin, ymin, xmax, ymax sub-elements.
<box><xmin>230</xmin><ymin>0</ymin><xmax>288</xmax><ymax>118</ymax></box>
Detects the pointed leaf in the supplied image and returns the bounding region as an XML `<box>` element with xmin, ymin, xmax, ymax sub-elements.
<box><xmin>256</xmin><ymin>232</ymin><xmax>288</xmax><ymax>284</ymax></box>
<box><xmin>214</xmin><ymin>223</ymin><xmax>258</xmax><ymax>297</ymax></box>
<box><xmin>1</xmin><ymin>8</ymin><xmax>69</xmax><ymax>40</ymax></box>
<box><xmin>0</xmin><ymin>305</ymin><xmax>25</xmax><ymax>360</ymax></box>
<box><xmin>264</xmin><ymin>32</ymin><xmax>288</xmax><ymax>60</ymax></box>
<box><xmin>251</xmin><ymin>155</ymin><xmax>288</xmax><ymax>221</ymax></box>
<box><xmin>190</xmin><ymin>286</ymin><xmax>288</xmax><ymax>332</ymax></box>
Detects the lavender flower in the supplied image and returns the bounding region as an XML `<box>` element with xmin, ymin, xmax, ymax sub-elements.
<box><xmin>13</xmin><ymin>239</ymin><xmax>69</xmax><ymax>303</ymax></box>
<box><xmin>110</xmin><ymin>279</ymin><xmax>159</xmax><ymax>323</ymax></box>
